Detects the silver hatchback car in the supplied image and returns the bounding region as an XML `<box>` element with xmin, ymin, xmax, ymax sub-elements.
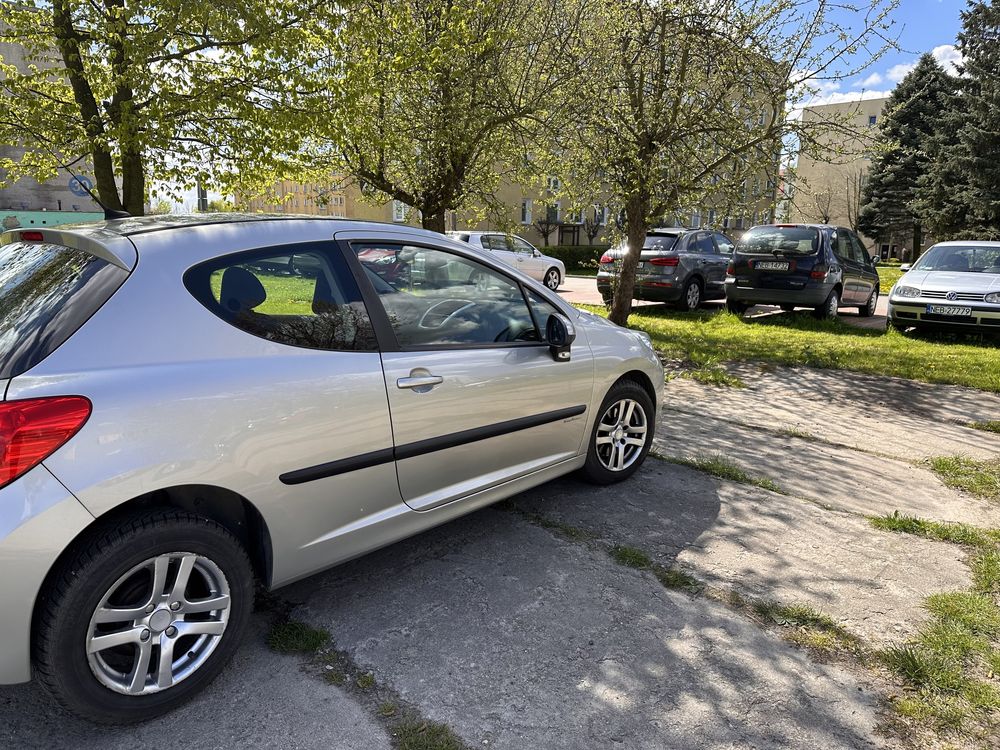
<box><xmin>0</xmin><ymin>216</ymin><xmax>663</xmax><ymax>723</ymax></box>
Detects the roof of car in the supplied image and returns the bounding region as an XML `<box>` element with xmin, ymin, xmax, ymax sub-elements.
<box><xmin>931</xmin><ymin>240</ymin><xmax>1000</xmax><ymax>247</ymax></box>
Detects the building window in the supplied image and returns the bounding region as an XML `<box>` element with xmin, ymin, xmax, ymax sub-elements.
<box><xmin>707</xmin><ymin>209</ymin><xmax>717</xmax><ymax>226</ymax></box>
<box><xmin>546</xmin><ymin>176</ymin><xmax>561</xmax><ymax>192</ymax></box>
<box><xmin>868</xmin><ymin>115</ymin><xmax>877</xmax><ymax>126</ymax></box>
<box><xmin>392</xmin><ymin>200</ymin><xmax>407</xmax><ymax>222</ymax></box>
<box><xmin>521</xmin><ymin>199</ymin><xmax>532</xmax><ymax>224</ymax></box>
<box><xmin>546</xmin><ymin>202</ymin><xmax>560</xmax><ymax>224</ymax></box>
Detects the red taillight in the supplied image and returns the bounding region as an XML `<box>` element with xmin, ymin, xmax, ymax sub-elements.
<box><xmin>0</xmin><ymin>397</ymin><xmax>91</xmax><ymax>489</ymax></box>
<box><xmin>726</xmin><ymin>263</ymin><xmax>735</xmax><ymax>275</ymax></box>
<box><xmin>810</xmin><ymin>268</ymin><xmax>828</xmax><ymax>280</ymax></box>
<box><xmin>649</xmin><ymin>256</ymin><xmax>680</xmax><ymax>267</ymax></box>
<box><xmin>20</xmin><ymin>231</ymin><xmax>44</xmax><ymax>241</ymax></box>
<box><xmin>599</xmin><ymin>253</ymin><xmax>613</xmax><ymax>264</ymax></box>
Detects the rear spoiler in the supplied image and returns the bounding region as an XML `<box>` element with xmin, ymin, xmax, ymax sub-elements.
<box><xmin>0</xmin><ymin>227</ymin><xmax>137</xmax><ymax>271</ymax></box>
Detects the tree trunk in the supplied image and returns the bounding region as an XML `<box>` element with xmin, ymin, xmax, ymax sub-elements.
<box><xmin>422</xmin><ymin>209</ymin><xmax>446</xmax><ymax>234</ymax></box>
<box><xmin>609</xmin><ymin>193</ymin><xmax>649</xmax><ymax>327</ymax></box>
<box><xmin>121</xmin><ymin>147</ymin><xmax>145</xmax><ymax>216</ymax></box>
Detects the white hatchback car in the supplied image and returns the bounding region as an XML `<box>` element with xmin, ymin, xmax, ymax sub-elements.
<box><xmin>0</xmin><ymin>215</ymin><xmax>662</xmax><ymax>723</ymax></box>
<box><xmin>447</xmin><ymin>231</ymin><xmax>566</xmax><ymax>290</ymax></box>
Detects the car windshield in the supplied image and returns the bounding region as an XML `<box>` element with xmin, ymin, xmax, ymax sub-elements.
<box><xmin>736</xmin><ymin>226</ymin><xmax>819</xmax><ymax>256</ymax></box>
<box><xmin>913</xmin><ymin>245</ymin><xmax>1000</xmax><ymax>273</ymax></box>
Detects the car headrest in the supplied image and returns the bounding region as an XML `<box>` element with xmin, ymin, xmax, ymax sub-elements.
<box><xmin>220</xmin><ymin>266</ymin><xmax>267</xmax><ymax>313</ymax></box>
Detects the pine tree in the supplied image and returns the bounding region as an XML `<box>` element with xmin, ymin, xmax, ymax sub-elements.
<box><xmin>857</xmin><ymin>54</ymin><xmax>955</xmax><ymax>256</ymax></box>
<box><xmin>913</xmin><ymin>74</ymin><xmax>967</xmax><ymax>240</ymax></box>
<box><xmin>955</xmin><ymin>0</ymin><xmax>1000</xmax><ymax>238</ymax></box>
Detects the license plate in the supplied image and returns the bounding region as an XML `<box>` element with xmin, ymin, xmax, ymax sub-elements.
<box><xmin>926</xmin><ymin>304</ymin><xmax>972</xmax><ymax>316</ymax></box>
<box><xmin>756</xmin><ymin>261</ymin><xmax>789</xmax><ymax>271</ymax></box>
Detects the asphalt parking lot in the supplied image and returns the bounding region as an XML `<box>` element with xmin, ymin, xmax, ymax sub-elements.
<box><xmin>3</xmin><ymin>364</ymin><xmax>998</xmax><ymax>749</ymax></box>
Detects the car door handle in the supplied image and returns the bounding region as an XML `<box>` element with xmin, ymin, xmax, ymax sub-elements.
<box><xmin>397</xmin><ymin>374</ymin><xmax>443</xmax><ymax>390</ymax></box>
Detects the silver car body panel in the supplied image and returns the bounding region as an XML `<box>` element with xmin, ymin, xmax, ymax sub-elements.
<box><xmin>0</xmin><ymin>216</ymin><xmax>663</xmax><ymax>684</ymax></box>
<box><xmin>446</xmin><ymin>231</ymin><xmax>566</xmax><ymax>284</ymax></box>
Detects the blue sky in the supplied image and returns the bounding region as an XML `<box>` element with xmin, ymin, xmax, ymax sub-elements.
<box><xmin>811</xmin><ymin>0</ymin><xmax>965</xmax><ymax>104</ymax></box>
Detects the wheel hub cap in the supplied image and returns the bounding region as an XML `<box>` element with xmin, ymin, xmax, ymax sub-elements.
<box><xmin>595</xmin><ymin>398</ymin><xmax>648</xmax><ymax>472</ymax></box>
<box><xmin>85</xmin><ymin>552</ymin><xmax>231</xmax><ymax>696</ymax></box>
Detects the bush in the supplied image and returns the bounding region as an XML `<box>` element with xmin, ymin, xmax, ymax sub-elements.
<box><xmin>541</xmin><ymin>244</ymin><xmax>609</xmax><ymax>272</ymax></box>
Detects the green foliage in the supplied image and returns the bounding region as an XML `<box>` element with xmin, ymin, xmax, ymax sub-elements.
<box><xmin>968</xmin><ymin>420</ymin><xmax>1000</xmax><ymax>434</ymax></box>
<box><xmin>661</xmin><ymin>453</ymin><xmax>783</xmax><ymax>493</ymax></box>
<box><xmin>541</xmin><ymin>245</ymin><xmax>609</xmax><ymax>272</ymax></box>
<box><xmin>0</xmin><ymin>1</ymin><xmax>333</xmax><ymax>213</ymax></box>
<box><xmin>609</xmin><ymin>544</ymin><xmax>653</xmax><ymax>569</ymax></box>
<box><xmin>858</xmin><ymin>54</ymin><xmax>956</xmax><ymax>249</ymax></box>
<box><xmin>267</xmin><ymin>621</ymin><xmax>330</xmax><ymax>654</ymax></box>
<box><xmin>393</xmin><ymin>719</ymin><xmax>465</xmax><ymax>750</ymax></box>
<box><xmin>928</xmin><ymin>456</ymin><xmax>1000</xmax><ymax>503</ymax></box>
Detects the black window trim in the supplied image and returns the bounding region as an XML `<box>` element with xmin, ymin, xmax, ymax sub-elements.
<box><xmin>182</xmin><ymin>239</ymin><xmax>379</xmax><ymax>354</ymax></box>
<box><xmin>339</xmin><ymin>237</ymin><xmax>558</xmax><ymax>353</ymax></box>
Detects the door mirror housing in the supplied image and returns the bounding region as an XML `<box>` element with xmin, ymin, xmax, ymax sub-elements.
<box><xmin>870</xmin><ymin>256</ymin><xmax>879</xmax><ymax>266</ymax></box>
<box><xmin>546</xmin><ymin>313</ymin><xmax>576</xmax><ymax>362</ymax></box>
<box><xmin>900</xmin><ymin>263</ymin><xmax>911</xmax><ymax>272</ymax></box>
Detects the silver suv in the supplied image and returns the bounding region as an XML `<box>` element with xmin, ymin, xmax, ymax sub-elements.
<box><xmin>596</xmin><ymin>228</ymin><xmax>734</xmax><ymax>311</ymax></box>
<box><xmin>0</xmin><ymin>216</ymin><xmax>662</xmax><ymax>723</ymax></box>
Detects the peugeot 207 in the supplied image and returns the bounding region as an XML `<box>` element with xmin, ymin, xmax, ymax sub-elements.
<box><xmin>0</xmin><ymin>215</ymin><xmax>663</xmax><ymax>723</ymax></box>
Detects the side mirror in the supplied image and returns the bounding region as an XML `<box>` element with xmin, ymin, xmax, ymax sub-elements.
<box><xmin>900</xmin><ymin>263</ymin><xmax>911</xmax><ymax>272</ymax></box>
<box><xmin>546</xmin><ymin>313</ymin><xmax>576</xmax><ymax>362</ymax></box>
<box><xmin>871</xmin><ymin>256</ymin><xmax>879</xmax><ymax>266</ymax></box>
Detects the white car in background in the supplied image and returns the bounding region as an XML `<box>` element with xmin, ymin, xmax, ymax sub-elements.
<box><xmin>448</xmin><ymin>231</ymin><xmax>565</xmax><ymax>290</ymax></box>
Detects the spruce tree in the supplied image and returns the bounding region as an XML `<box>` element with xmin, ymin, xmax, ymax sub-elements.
<box><xmin>913</xmin><ymin>73</ymin><xmax>966</xmax><ymax>240</ymax></box>
<box><xmin>955</xmin><ymin>0</ymin><xmax>1000</xmax><ymax>238</ymax></box>
<box><xmin>857</xmin><ymin>54</ymin><xmax>954</xmax><ymax>257</ymax></box>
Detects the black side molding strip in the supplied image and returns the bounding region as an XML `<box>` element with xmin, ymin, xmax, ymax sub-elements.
<box><xmin>393</xmin><ymin>405</ymin><xmax>586</xmax><ymax>460</ymax></box>
<box><xmin>279</xmin><ymin>447</ymin><xmax>395</xmax><ymax>485</ymax></box>
<box><xmin>279</xmin><ymin>404</ymin><xmax>587</xmax><ymax>485</ymax></box>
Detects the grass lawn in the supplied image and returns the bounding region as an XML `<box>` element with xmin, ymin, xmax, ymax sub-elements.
<box><xmin>878</xmin><ymin>265</ymin><xmax>904</xmax><ymax>294</ymax></box>
<box><xmin>577</xmin><ymin>305</ymin><xmax>1000</xmax><ymax>392</ymax></box>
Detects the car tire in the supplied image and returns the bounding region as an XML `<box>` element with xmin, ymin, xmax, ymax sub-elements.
<box><xmin>726</xmin><ymin>300</ymin><xmax>749</xmax><ymax>315</ymax></box>
<box><xmin>858</xmin><ymin>288</ymin><xmax>878</xmax><ymax>317</ymax></box>
<box><xmin>580</xmin><ymin>379</ymin><xmax>655</xmax><ymax>486</ymax></box>
<box><xmin>679</xmin><ymin>278</ymin><xmax>702</xmax><ymax>312</ymax></box>
<box><xmin>543</xmin><ymin>268</ymin><xmax>561</xmax><ymax>291</ymax></box>
<box><xmin>813</xmin><ymin>289</ymin><xmax>840</xmax><ymax>320</ymax></box>
<box><xmin>779</xmin><ymin>304</ymin><xmax>795</xmax><ymax>313</ymax></box>
<box><xmin>34</xmin><ymin>509</ymin><xmax>254</xmax><ymax>725</ymax></box>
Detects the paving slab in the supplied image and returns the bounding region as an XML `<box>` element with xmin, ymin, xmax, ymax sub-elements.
<box><xmin>655</xmin><ymin>409</ymin><xmax>1000</xmax><ymax>528</ymax></box>
<box><xmin>288</xmin><ymin>506</ymin><xmax>886</xmax><ymax>750</ymax></box>
<box><xmin>513</xmin><ymin>463</ymin><xmax>970</xmax><ymax>644</ymax></box>
<box><xmin>664</xmin><ymin>364</ymin><xmax>1000</xmax><ymax>462</ymax></box>
<box><xmin>0</xmin><ymin>618</ymin><xmax>391</xmax><ymax>750</ymax></box>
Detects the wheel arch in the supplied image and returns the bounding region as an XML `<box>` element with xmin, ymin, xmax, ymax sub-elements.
<box><xmin>618</xmin><ymin>369</ymin><xmax>657</xmax><ymax>408</ymax></box>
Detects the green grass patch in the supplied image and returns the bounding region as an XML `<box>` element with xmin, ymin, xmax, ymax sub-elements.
<box><xmin>928</xmin><ymin>456</ymin><xmax>1000</xmax><ymax>503</ymax></box>
<box><xmin>653</xmin><ymin>566</ymin><xmax>704</xmax><ymax>593</ymax></box>
<box><xmin>609</xmin><ymin>544</ymin><xmax>653</xmax><ymax>569</ymax></box>
<box><xmin>750</xmin><ymin>601</ymin><xmax>860</xmax><ymax>652</ymax></box>
<box><xmin>661</xmin><ymin>453</ymin><xmax>783</xmax><ymax>494</ymax></box>
<box><xmin>869</xmin><ymin>511</ymin><xmax>1000</xmax><ymax>737</ymax></box>
<box><xmin>356</xmin><ymin>672</ymin><xmax>376</xmax><ymax>690</ymax></box>
<box><xmin>267</xmin><ymin>620</ymin><xmax>330</xmax><ymax>654</ymax></box>
<box><xmin>393</xmin><ymin>719</ymin><xmax>466</xmax><ymax>750</ymax></box>
<box><xmin>676</xmin><ymin>365</ymin><xmax>746</xmax><ymax>388</ymax></box>
<box><xmin>878</xmin><ymin>266</ymin><xmax>904</xmax><ymax>295</ymax></box>
<box><xmin>968</xmin><ymin>420</ymin><xmax>1000</xmax><ymax>434</ymax></box>
<box><xmin>577</xmin><ymin>304</ymin><xmax>1000</xmax><ymax>392</ymax></box>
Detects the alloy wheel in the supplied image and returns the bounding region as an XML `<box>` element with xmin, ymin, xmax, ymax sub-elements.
<box><xmin>685</xmin><ymin>282</ymin><xmax>701</xmax><ymax>310</ymax></box>
<box><xmin>86</xmin><ymin>553</ymin><xmax>231</xmax><ymax>696</ymax></box>
<box><xmin>595</xmin><ymin>398</ymin><xmax>648</xmax><ymax>472</ymax></box>
<box><xmin>545</xmin><ymin>269</ymin><xmax>560</xmax><ymax>290</ymax></box>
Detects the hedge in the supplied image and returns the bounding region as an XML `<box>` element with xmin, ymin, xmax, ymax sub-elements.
<box><xmin>539</xmin><ymin>244</ymin><xmax>610</xmax><ymax>272</ymax></box>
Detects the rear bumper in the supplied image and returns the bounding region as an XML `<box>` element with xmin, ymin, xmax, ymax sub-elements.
<box><xmin>0</xmin><ymin>465</ymin><xmax>94</xmax><ymax>684</ymax></box>
<box><xmin>889</xmin><ymin>301</ymin><xmax>1000</xmax><ymax>330</ymax></box>
<box><xmin>596</xmin><ymin>276</ymin><xmax>683</xmax><ymax>302</ymax></box>
<box><xmin>724</xmin><ymin>278</ymin><xmax>832</xmax><ymax>307</ymax></box>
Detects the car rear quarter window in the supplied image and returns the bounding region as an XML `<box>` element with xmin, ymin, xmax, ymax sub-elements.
<box><xmin>737</xmin><ymin>226</ymin><xmax>818</xmax><ymax>255</ymax></box>
<box><xmin>0</xmin><ymin>241</ymin><xmax>128</xmax><ymax>379</ymax></box>
<box><xmin>183</xmin><ymin>244</ymin><xmax>378</xmax><ymax>352</ymax></box>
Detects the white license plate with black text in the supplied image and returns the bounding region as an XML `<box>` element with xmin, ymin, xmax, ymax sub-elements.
<box><xmin>756</xmin><ymin>261</ymin><xmax>789</xmax><ymax>271</ymax></box>
<box><xmin>925</xmin><ymin>304</ymin><xmax>972</xmax><ymax>317</ymax></box>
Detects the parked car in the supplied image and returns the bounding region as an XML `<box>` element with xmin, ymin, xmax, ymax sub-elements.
<box><xmin>888</xmin><ymin>241</ymin><xmax>1000</xmax><ymax>332</ymax></box>
<box><xmin>0</xmin><ymin>216</ymin><xmax>662</xmax><ymax>723</ymax></box>
<box><xmin>446</xmin><ymin>231</ymin><xmax>565</xmax><ymax>290</ymax></box>
<box><xmin>724</xmin><ymin>224</ymin><xmax>879</xmax><ymax>318</ymax></box>
<box><xmin>596</xmin><ymin>228</ymin><xmax>734</xmax><ymax>311</ymax></box>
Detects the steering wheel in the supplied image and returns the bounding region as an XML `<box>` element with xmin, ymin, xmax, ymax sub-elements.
<box><xmin>418</xmin><ymin>299</ymin><xmax>477</xmax><ymax>329</ymax></box>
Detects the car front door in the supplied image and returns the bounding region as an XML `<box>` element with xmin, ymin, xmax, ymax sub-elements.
<box><xmin>344</xmin><ymin>235</ymin><xmax>594</xmax><ymax>512</ymax></box>
<box><xmin>832</xmin><ymin>228</ymin><xmax>862</xmax><ymax>303</ymax></box>
<box><xmin>510</xmin><ymin>235</ymin><xmax>545</xmax><ymax>281</ymax></box>
<box><xmin>483</xmin><ymin>233</ymin><xmax>518</xmax><ymax>270</ymax></box>
<box><xmin>849</xmin><ymin>232</ymin><xmax>878</xmax><ymax>302</ymax></box>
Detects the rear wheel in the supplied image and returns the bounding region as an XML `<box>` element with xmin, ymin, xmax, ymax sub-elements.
<box><xmin>679</xmin><ymin>279</ymin><xmax>702</xmax><ymax>312</ymax></box>
<box><xmin>858</xmin><ymin>288</ymin><xmax>878</xmax><ymax>317</ymax></box>
<box><xmin>543</xmin><ymin>268</ymin><xmax>561</xmax><ymax>291</ymax></box>
<box><xmin>34</xmin><ymin>510</ymin><xmax>254</xmax><ymax>724</ymax></box>
<box><xmin>813</xmin><ymin>289</ymin><xmax>840</xmax><ymax>320</ymax></box>
<box><xmin>581</xmin><ymin>380</ymin><xmax>655</xmax><ymax>485</ymax></box>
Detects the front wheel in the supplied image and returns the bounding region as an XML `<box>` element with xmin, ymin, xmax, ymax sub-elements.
<box><xmin>34</xmin><ymin>510</ymin><xmax>254</xmax><ymax>724</ymax></box>
<box><xmin>813</xmin><ymin>289</ymin><xmax>840</xmax><ymax>320</ymax></box>
<box><xmin>543</xmin><ymin>268</ymin><xmax>561</xmax><ymax>290</ymax></box>
<box><xmin>679</xmin><ymin>279</ymin><xmax>702</xmax><ymax>312</ymax></box>
<box><xmin>858</xmin><ymin>288</ymin><xmax>878</xmax><ymax>317</ymax></box>
<box><xmin>580</xmin><ymin>379</ymin><xmax>655</xmax><ymax>485</ymax></box>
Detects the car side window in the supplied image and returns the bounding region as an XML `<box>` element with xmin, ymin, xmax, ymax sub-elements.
<box><xmin>184</xmin><ymin>244</ymin><xmax>378</xmax><ymax>352</ymax></box>
<box><xmin>849</xmin><ymin>234</ymin><xmax>870</xmax><ymax>265</ymax></box>
<box><xmin>351</xmin><ymin>242</ymin><xmax>542</xmax><ymax>348</ymax></box>
<box><xmin>693</xmin><ymin>232</ymin><xmax>717</xmax><ymax>254</ymax></box>
<box><xmin>483</xmin><ymin>234</ymin><xmax>506</xmax><ymax>252</ymax></box>
<box><xmin>833</xmin><ymin>230</ymin><xmax>853</xmax><ymax>262</ymax></box>
<box><xmin>510</xmin><ymin>237</ymin><xmax>535</xmax><ymax>255</ymax></box>
<box><xmin>715</xmin><ymin>234</ymin><xmax>734</xmax><ymax>256</ymax></box>
<box><xmin>525</xmin><ymin>289</ymin><xmax>562</xmax><ymax>339</ymax></box>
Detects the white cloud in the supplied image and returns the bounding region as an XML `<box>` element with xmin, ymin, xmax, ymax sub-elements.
<box><xmin>855</xmin><ymin>72</ymin><xmax>883</xmax><ymax>88</ymax></box>
<box><xmin>932</xmin><ymin>43</ymin><xmax>962</xmax><ymax>74</ymax></box>
<box><xmin>804</xmin><ymin>88</ymin><xmax>894</xmax><ymax>107</ymax></box>
<box><xmin>886</xmin><ymin>62</ymin><xmax>915</xmax><ymax>83</ymax></box>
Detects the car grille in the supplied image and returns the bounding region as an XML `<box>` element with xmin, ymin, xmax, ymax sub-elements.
<box><xmin>921</xmin><ymin>290</ymin><xmax>986</xmax><ymax>302</ymax></box>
